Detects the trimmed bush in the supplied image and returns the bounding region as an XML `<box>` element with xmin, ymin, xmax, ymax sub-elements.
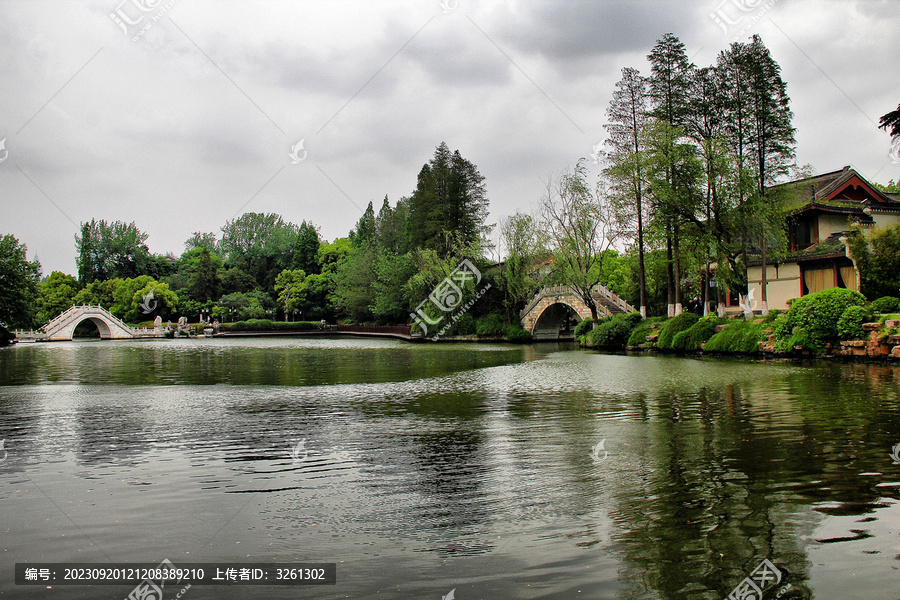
<box><xmin>871</xmin><ymin>296</ymin><xmax>900</xmax><ymax>313</ymax></box>
<box><xmin>476</xmin><ymin>313</ymin><xmax>508</xmax><ymax>337</ymax></box>
<box><xmin>703</xmin><ymin>320</ymin><xmax>768</xmax><ymax>354</ymax></box>
<box><xmin>836</xmin><ymin>305</ymin><xmax>872</xmax><ymax>341</ymax></box>
<box><xmin>573</xmin><ymin>318</ymin><xmax>596</xmax><ymax>340</ymax></box>
<box><xmin>220</xmin><ymin>320</ymin><xmax>321</xmax><ymax>332</ymax></box>
<box><xmin>581</xmin><ymin>312</ymin><xmax>642</xmax><ymax>350</ymax></box>
<box><xmin>506</xmin><ymin>325</ymin><xmax>532</xmax><ymax>343</ymax></box>
<box><xmin>656</xmin><ymin>312</ymin><xmax>699</xmax><ymax>350</ymax></box>
<box><xmin>773</xmin><ymin>288</ymin><xmax>867</xmax><ymax>352</ymax></box>
<box><xmin>626</xmin><ymin>316</ymin><xmax>666</xmax><ymax>347</ymax></box>
<box><xmin>671</xmin><ymin>316</ymin><xmax>729</xmax><ymax>352</ymax></box>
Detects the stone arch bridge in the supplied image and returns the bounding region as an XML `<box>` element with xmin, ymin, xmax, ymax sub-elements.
<box><xmin>520</xmin><ymin>285</ymin><xmax>636</xmax><ymax>340</ymax></box>
<box><xmin>15</xmin><ymin>305</ymin><xmax>162</xmax><ymax>341</ymax></box>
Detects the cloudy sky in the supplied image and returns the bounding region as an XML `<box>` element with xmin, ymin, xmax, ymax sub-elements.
<box><xmin>2</xmin><ymin>0</ymin><xmax>898</xmax><ymax>276</ymax></box>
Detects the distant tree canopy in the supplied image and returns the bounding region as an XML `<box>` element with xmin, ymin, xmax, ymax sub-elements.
<box><xmin>407</xmin><ymin>141</ymin><xmax>491</xmax><ymax>257</ymax></box>
<box><xmin>0</xmin><ymin>234</ymin><xmax>41</xmax><ymax>328</ymax></box>
<box><xmin>75</xmin><ymin>219</ymin><xmax>153</xmax><ymax>283</ymax></box>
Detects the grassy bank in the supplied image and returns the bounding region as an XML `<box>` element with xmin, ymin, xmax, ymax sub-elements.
<box><xmin>577</xmin><ymin>289</ymin><xmax>900</xmax><ymax>360</ymax></box>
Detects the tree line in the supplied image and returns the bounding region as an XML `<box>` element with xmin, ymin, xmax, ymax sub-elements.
<box><xmin>2</xmin><ymin>33</ymin><xmax>898</xmax><ymax>337</ymax></box>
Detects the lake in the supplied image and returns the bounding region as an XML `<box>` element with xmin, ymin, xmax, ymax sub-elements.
<box><xmin>1</xmin><ymin>337</ymin><xmax>899</xmax><ymax>599</ymax></box>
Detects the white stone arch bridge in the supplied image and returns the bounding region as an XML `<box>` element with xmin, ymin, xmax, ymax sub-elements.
<box><xmin>520</xmin><ymin>285</ymin><xmax>636</xmax><ymax>340</ymax></box>
<box><xmin>15</xmin><ymin>305</ymin><xmax>162</xmax><ymax>341</ymax></box>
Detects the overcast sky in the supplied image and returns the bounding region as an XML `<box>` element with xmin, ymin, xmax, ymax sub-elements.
<box><xmin>2</xmin><ymin>0</ymin><xmax>898</xmax><ymax>276</ymax></box>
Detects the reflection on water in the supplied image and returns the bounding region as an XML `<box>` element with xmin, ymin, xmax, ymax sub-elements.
<box><xmin>0</xmin><ymin>339</ymin><xmax>899</xmax><ymax>599</ymax></box>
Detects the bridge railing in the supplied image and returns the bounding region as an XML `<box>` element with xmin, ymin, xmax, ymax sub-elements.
<box><xmin>41</xmin><ymin>304</ymin><xmax>82</xmax><ymax>332</ymax></box>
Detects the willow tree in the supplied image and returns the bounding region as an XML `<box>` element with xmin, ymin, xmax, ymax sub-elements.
<box><xmin>539</xmin><ymin>160</ymin><xmax>620</xmax><ymax>321</ymax></box>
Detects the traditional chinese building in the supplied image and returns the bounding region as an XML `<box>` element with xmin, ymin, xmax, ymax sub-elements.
<box><xmin>738</xmin><ymin>166</ymin><xmax>900</xmax><ymax>311</ymax></box>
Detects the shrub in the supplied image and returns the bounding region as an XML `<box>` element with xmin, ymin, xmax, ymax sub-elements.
<box><xmin>506</xmin><ymin>325</ymin><xmax>532</xmax><ymax>343</ymax></box>
<box><xmin>703</xmin><ymin>320</ymin><xmax>768</xmax><ymax>354</ymax></box>
<box><xmin>656</xmin><ymin>313</ymin><xmax>699</xmax><ymax>350</ymax></box>
<box><xmin>773</xmin><ymin>288</ymin><xmax>867</xmax><ymax>352</ymax></box>
<box><xmin>626</xmin><ymin>316</ymin><xmax>666</xmax><ymax>347</ymax></box>
<box><xmin>220</xmin><ymin>320</ymin><xmax>320</xmax><ymax>332</ymax></box>
<box><xmin>573</xmin><ymin>318</ymin><xmax>596</xmax><ymax>340</ymax></box>
<box><xmin>871</xmin><ymin>296</ymin><xmax>900</xmax><ymax>313</ymax></box>
<box><xmin>582</xmin><ymin>312</ymin><xmax>642</xmax><ymax>350</ymax></box>
<box><xmin>671</xmin><ymin>316</ymin><xmax>729</xmax><ymax>352</ymax></box>
<box><xmin>451</xmin><ymin>312</ymin><xmax>477</xmax><ymax>336</ymax></box>
<box><xmin>476</xmin><ymin>313</ymin><xmax>508</xmax><ymax>337</ymax></box>
<box><xmin>836</xmin><ymin>305</ymin><xmax>872</xmax><ymax>340</ymax></box>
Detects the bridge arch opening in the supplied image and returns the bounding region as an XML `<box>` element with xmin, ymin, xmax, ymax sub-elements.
<box><xmin>532</xmin><ymin>302</ymin><xmax>582</xmax><ymax>340</ymax></box>
<box><xmin>72</xmin><ymin>317</ymin><xmax>112</xmax><ymax>339</ymax></box>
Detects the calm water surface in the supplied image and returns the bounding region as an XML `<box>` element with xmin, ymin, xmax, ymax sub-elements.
<box><xmin>1</xmin><ymin>337</ymin><xmax>899</xmax><ymax>599</ymax></box>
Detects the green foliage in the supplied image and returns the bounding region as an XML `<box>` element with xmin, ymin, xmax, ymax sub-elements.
<box><xmin>36</xmin><ymin>271</ymin><xmax>80</xmax><ymax>323</ymax></box>
<box><xmin>626</xmin><ymin>316</ymin><xmax>666</xmax><ymax>347</ymax></box>
<box><xmin>500</xmin><ymin>211</ymin><xmax>543</xmax><ymax>316</ymax></box>
<box><xmin>0</xmin><ymin>234</ymin><xmax>41</xmax><ymax>328</ymax></box>
<box><xmin>275</xmin><ymin>269</ymin><xmax>309</xmax><ymax>316</ymax></box>
<box><xmin>217</xmin><ymin>292</ymin><xmax>268</xmax><ymax>321</ymax></box>
<box><xmin>76</xmin><ymin>219</ymin><xmax>152</xmax><ymax>283</ymax></box>
<box><xmin>836</xmin><ymin>305</ymin><xmax>872</xmax><ymax>341</ymax></box>
<box><xmin>505</xmin><ymin>324</ymin><xmax>532</xmax><ymax>343</ymax></box>
<box><xmin>703</xmin><ymin>319</ymin><xmax>768</xmax><ymax>353</ymax></box>
<box><xmin>111</xmin><ymin>278</ymin><xmax>178</xmax><ymax>323</ymax></box>
<box><xmin>73</xmin><ymin>278</ymin><xmax>122</xmax><ymax>309</ymax></box>
<box><xmin>451</xmin><ymin>312</ymin><xmax>476</xmax><ymax>336</ymax></box>
<box><xmin>476</xmin><ymin>313</ymin><xmax>508</xmax><ymax>337</ymax></box>
<box><xmin>219</xmin><ymin>212</ymin><xmax>299</xmax><ymax>292</ymax></box>
<box><xmin>847</xmin><ymin>225</ymin><xmax>900</xmax><ymax>301</ymax></box>
<box><xmin>671</xmin><ymin>316</ymin><xmax>728</xmax><ymax>352</ymax></box>
<box><xmin>871</xmin><ymin>296</ymin><xmax>900</xmax><ymax>313</ymax></box>
<box><xmin>220</xmin><ymin>319</ymin><xmax>320</xmax><ymax>332</ymax></box>
<box><xmin>656</xmin><ymin>312</ymin><xmax>699</xmax><ymax>350</ymax></box>
<box><xmin>407</xmin><ymin>142</ymin><xmax>490</xmax><ymax>256</ymax></box>
<box><xmin>292</xmin><ymin>221</ymin><xmax>321</xmax><ymax>274</ymax></box>
<box><xmin>573</xmin><ymin>318</ymin><xmax>596</xmax><ymax>340</ymax></box>
<box><xmin>182</xmin><ymin>247</ymin><xmax>222</xmax><ymax>302</ymax></box>
<box><xmin>773</xmin><ymin>288</ymin><xmax>867</xmax><ymax>352</ymax></box>
<box><xmin>582</xmin><ymin>312</ymin><xmax>643</xmax><ymax>349</ymax></box>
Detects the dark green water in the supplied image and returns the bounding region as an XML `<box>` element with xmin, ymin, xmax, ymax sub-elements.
<box><xmin>0</xmin><ymin>337</ymin><xmax>898</xmax><ymax>599</ymax></box>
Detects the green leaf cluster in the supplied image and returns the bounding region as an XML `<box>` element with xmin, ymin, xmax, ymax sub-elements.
<box><xmin>671</xmin><ymin>315</ymin><xmax>729</xmax><ymax>351</ymax></box>
<box><xmin>703</xmin><ymin>319</ymin><xmax>768</xmax><ymax>353</ymax></box>
<box><xmin>772</xmin><ymin>288</ymin><xmax>867</xmax><ymax>352</ymax></box>
<box><xmin>656</xmin><ymin>312</ymin><xmax>699</xmax><ymax>350</ymax></box>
